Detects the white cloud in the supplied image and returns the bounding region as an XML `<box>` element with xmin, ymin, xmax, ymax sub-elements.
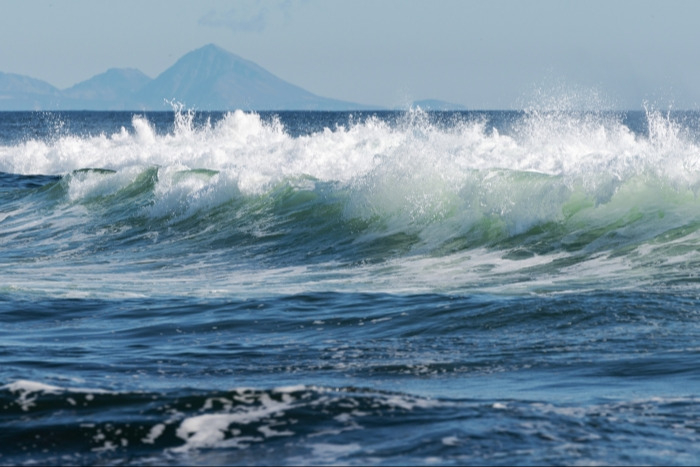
<box><xmin>199</xmin><ymin>0</ymin><xmax>297</xmax><ymax>33</ymax></box>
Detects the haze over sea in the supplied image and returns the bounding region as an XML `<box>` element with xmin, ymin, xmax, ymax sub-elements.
<box><xmin>0</xmin><ymin>104</ymin><xmax>699</xmax><ymax>465</ymax></box>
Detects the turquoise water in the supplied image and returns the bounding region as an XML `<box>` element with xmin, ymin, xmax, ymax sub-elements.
<box><xmin>1</xmin><ymin>109</ymin><xmax>699</xmax><ymax>465</ymax></box>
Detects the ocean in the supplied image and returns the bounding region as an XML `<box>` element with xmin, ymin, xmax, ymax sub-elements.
<box><xmin>0</xmin><ymin>108</ymin><xmax>699</xmax><ymax>465</ymax></box>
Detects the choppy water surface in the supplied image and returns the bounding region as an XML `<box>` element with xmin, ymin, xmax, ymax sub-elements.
<box><xmin>1</xmin><ymin>109</ymin><xmax>699</xmax><ymax>465</ymax></box>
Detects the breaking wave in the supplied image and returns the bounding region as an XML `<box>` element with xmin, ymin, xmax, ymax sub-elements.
<box><xmin>2</xmin><ymin>107</ymin><xmax>700</xmax><ymax>295</ymax></box>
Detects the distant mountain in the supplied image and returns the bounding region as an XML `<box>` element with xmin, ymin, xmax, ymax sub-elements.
<box><xmin>0</xmin><ymin>44</ymin><xmax>376</xmax><ymax>111</ymax></box>
<box><xmin>135</xmin><ymin>44</ymin><xmax>367</xmax><ymax>110</ymax></box>
<box><xmin>63</xmin><ymin>68</ymin><xmax>152</xmax><ymax>110</ymax></box>
<box><xmin>0</xmin><ymin>72</ymin><xmax>61</xmax><ymax>110</ymax></box>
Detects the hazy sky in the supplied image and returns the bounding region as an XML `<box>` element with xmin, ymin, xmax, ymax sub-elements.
<box><xmin>2</xmin><ymin>0</ymin><xmax>700</xmax><ymax>109</ymax></box>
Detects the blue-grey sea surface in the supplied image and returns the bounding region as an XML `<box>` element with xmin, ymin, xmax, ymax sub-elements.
<box><xmin>1</xmin><ymin>109</ymin><xmax>699</xmax><ymax>465</ymax></box>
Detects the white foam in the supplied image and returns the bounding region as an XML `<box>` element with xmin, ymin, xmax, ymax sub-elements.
<box><xmin>272</xmin><ymin>384</ymin><xmax>308</xmax><ymax>394</ymax></box>
<box><xmin>2</xmin><ymin>107</ymin><xmax>699</xmax><ymax>186</ymax></box>
<box><xmin>2</xmin><ymin>379</ymin><xmax>64</xmax><ymax>394</ymax></box>
<box><xmin>1</xmin><ymin>379</ymin><xmax>110</xmax><ymax>411</ymax></box>
<box><xmin>172</xmin><ymin>392</ymin><xmax>294</xmax><ymax>452</ymax></box>
<box><xmin>442</xmin><ymin>435</ymin><xmax>460</xmax><ymax>446</ymax></box>
<box><xmin>142</xmin><ymin>424</ymin><xmax>166</xmax><ymax>444</ymax></box>
<box><xmin>2</xmin><ymin>379</ymin><xmax>110</xmax><ymax>394</ymax></box>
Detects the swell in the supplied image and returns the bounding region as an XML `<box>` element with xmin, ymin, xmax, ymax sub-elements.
<box><xmin>3</xmin><ymin>109</ymin><xmax>700</xmax><ymax>294</ymax></box>
<box><xmin>5</xmin><ymin>164</ymin><xmax>700</xmax><ymax>262</ymax></box>
<box><xmin>2</xmin><ymin>291</ymin><xmax>697</xmax><ymax>391</ymax></box>
<box><xmin>2</xmin><ymin>379</ymin><xmax>699</xmax><ymax>466</ymax></box>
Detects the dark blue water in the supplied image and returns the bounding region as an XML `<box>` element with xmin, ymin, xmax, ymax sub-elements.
<box><xmin>1</xmin><ymin>109</ymin><xmax>699</xmax><ymax>465</ymax></box>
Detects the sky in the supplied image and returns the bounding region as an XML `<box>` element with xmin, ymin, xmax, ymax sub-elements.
<box><xmin>1</xmin><ymin>0</ymin><xmax>700</xmax><ymax>109</ymax></box>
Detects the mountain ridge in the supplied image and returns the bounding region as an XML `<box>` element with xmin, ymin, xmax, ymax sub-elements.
<box><xmin>62</xmin><ymin>68</ymin><xmax>153</xmax><ymax>110</ymax></box>
<box><xmin>135</xmin><ymin>44</ymin><xmax>367</xmax><ymax>110</ymax></box>
<box><xmin>0</xmin><ymin>44</ymin><xmax>379</xmax><ymax>111</ymax></box>
<box><xmin>0</xmin><ymin>72</ymin><xmax>61</xmax><ymax>110</ymax></box>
